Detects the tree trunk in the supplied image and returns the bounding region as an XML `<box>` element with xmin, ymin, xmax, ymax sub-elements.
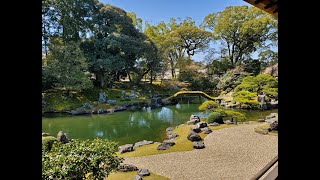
<box><xmin>171</xmin><ymin>68</ymin><xmax>175</xmax><ymax>79</ymax></box>
<box><xmin>99</xmin><ymin>73</ymin><xmax>105</xmax><ymax>88</ymax></box>
<box><xmin>128</xmin><ymin>73</ymin><xmax>132</xmax><ymax>82</ymax></box>
<box><xmin>150</xmin><ymin>69</ymin><xmax>153</xmax><ymax>85</ymax></box>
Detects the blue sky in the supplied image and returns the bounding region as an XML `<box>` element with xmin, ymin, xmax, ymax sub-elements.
<box><xmin>99</xmin><ymin>0</ymin><xmax>274</xmax><ymax>62</ymax></box>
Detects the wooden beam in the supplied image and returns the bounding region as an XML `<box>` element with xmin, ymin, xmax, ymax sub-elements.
<box><xmin>273</xmin><ymin>8</ymin><xmax>278</xmax><ymax>13</ymax></box>
<box><xmin>264</xmin><ymin>1</ymin><xmax>277</xmax><ymax>9</ymax></box>
<box><xmin>254</xmin><ymin>0</ymin><xmax>263</xmax><ymax>4</ymax></box>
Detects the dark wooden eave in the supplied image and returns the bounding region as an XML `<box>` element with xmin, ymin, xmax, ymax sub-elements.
<box><xmin>244</xmin><ymin>0</ymin><xmax>278</xmax><ymax>18</ymax></box>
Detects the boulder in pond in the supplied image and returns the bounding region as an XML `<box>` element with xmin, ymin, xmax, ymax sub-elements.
<box><xmin>118</xmin><ymin>164</ymin><xmax>138</xmax><ymax>172</ymax></box>
<box><xmin>133</xmin><ymin>175</ymin><xmax>143</xmax><ymax>180</ymax></box>
<box><xmin>118</xmin><ymin>144</ymin><xmax>134</xmax><ymax>153</ymax></box>
<box><xmin>133</xmin><ymin>140</ymin><xmax>154</xmax><ymax>149</ymax></box>
<box><xmin>193</xmin><ymin>141</ymin><xmax>205</xmax><ymax>149</ymax></box>
<box><xmin>196</xmin><ymin>122</ymin><xmax>207</xmax><ymax>128</ymax></box>
<box><xmin>190</xmin><ymin>126</ymin><xmax>201</xmax><ymax>133</ymax></box>
<box><xmin>187</xmin><ymin>131</ymin><xmax>202</xmax><ymax>142</ymax></box>
<box><xmin>201</xmin><ymin>127</ymin><xmax>212</xmax><ymax>134</ymax></box>
<box><xmin>57</xmin><ymin>131</ymin><xmax>69</xmax><ymax>144</ymax></box>
<box><xmin>138</xmin><ymin>169</ymin><xmax>150</xmax><ymax>176</ymax></box>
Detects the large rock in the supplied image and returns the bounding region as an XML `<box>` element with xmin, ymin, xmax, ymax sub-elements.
<box><xmin>208</xmin><ymin>122</ymin><xmax>220</xmax><ymax>126</ymax></box>
<box><xmin>138</xmin><ymin>169</ymin><xmax>150</xmax><ymax>176</ymax></box>
<box><xmin>201</xmin><ymin>127</ymin><xmax>212</xmax><ymax>134</ymax></box>
<box><xmin>186</xmin><ymin>119</ymin><xmax>200</xmax><ymax>125</ymax></box>
<box><xmin>266</xmin><ymin>113</ymin><xmax>277</xmax><ymax>119</ymax></box>
<box><xmin>42</xmin><ymin>132</ymin><xmax>50</xmax><ymax>137</ymax></box>
<box><xmin>196</xmin><ymin>122</ymin><xmax>207</xmax><ymax>128</ymax></box>
<box><xmin>167</xmin><ymin>132</ymin><xmax>179</xmax><ymax>139</ymax></box>
<box><xmin>187</xmin><ymin>131</ymin><xmax>202</xmax><ymax>142</ymax></box>
<box><xmin>118</xmin><ymin>144</ymin><xmax>134</xmax><ymax>153</ymax></box>
<box><xmin>225</xmin><ymin>120</ymin><xmax>233</xmax><ymax>124</ymax></box>
<box><xmin>257</xmin><ymin>119</ymin><xmax>265</xmax><ymax>122</ymax></box>
<box><xmin>157</xmin><ymin>140</ymin><xmax>175</xmax><ymax>150</ymax></box>
<box><xmin>70</xmin><ymin>109</ymin><xmax>90</xmax><ymax>115</ymax></box>
<box><xmin>118</xmin><ymin>164</ymin><xmax>138</xmax><ymax>172</ymax></box>
<box><xmin>193</xmin><ymin>141</ymin><xmax>205</xmax><ymax>149</ymax></box>
<box><xmin>166</xmin><ymin>127</ymin><xmax>174</xmax><ymax>132</ymax></box>
<box><xmin>133</xmin><ymin>140</ymin><xmax>154</xmax><ymax>149</ymax></box>
<box><xmin>270</xmin><ymin>121</ymin><xmax>278</xmax><ymax>131</ymax></box>
<box><xmin>265</xmin><ymin>118</ymin><xmax>277</xmax><ymax>124</ymax></box>
<box><xmin>57</xmin><ymin>131</ymin><xmax>69</xmax><ymax>144</ymax></box>
<box><xmin>190</xmin><ymin>126</ymin><xmax>201</xmax><ymax>133</ymax></box>
<box><xmin>190</xmin><ymin>114</ymin><xmax>200</xmax><ymax>122</ymax></box>
<box><xmin>133</xmin><ymin>175</ymin><xmax>143</xmax><ymax>180</ymax></box>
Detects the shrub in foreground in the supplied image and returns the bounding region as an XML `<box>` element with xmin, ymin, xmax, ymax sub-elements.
<box><xmin>207</xmin><ymin>112</ymin><xmax>224</xmax><ymax>124</ymax></box>
<box><xmin>42</xmin><ymin>138</ymin><xmax>123</xmax><ymax>180</ymax></box>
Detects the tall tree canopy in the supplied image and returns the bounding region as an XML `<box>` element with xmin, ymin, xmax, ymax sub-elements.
<box><xmin>203</xmin><ymin>6</ymin><xmax>277</xmax><ymax>67</ymax></box>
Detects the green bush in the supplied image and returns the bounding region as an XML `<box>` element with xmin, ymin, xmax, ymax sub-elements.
<box><xmin>42</xmin><ymin>136</ymin><xmax>57</xmax><ymax>152</ymax></box>
<box><xmin>214</xmin><ymin>109</ymin><xmax>246</xmax><ymax>122</ymax></box>
<box><xmin>207</xmin><ymin>112</ymin><xmax>224</xmax><ymax>124</ymax></box>
<box><xmin>199</xmin><ymin>101</ymin><xmax>219</xmax><ymax>111</ymax></box>
<box><xmin>232</xmin><ymin>90</ymin><xmax>259</xmax><ymax>109</ymax></box>
<box><xmin>42</xmin><ymin>138</ymin><xmax>123</xmax><ymax>180</ymax></box>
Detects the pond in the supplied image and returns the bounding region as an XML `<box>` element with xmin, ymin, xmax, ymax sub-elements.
<box><xmin>42</xmin><ymin>103</ymin><xmax>277</xmax><ymax>145</ymax></box>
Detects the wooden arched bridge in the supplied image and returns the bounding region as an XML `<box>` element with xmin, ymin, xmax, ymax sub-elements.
<box><xmin>164</xmin><ymin>91</ymin><xmax>216</xmax><ymax>101</ymax></box>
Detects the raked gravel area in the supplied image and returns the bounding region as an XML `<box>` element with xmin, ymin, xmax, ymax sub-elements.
<box><xmin>124</xmin><ymin>123</ymin><xmax>278</xmax><ymax>180</ymax></box>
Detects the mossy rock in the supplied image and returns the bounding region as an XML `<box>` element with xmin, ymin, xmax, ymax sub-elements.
<box><xmin>42</xmin><ymin>136</ymin><xmax>57</xmax><ymax>152</ymax></box>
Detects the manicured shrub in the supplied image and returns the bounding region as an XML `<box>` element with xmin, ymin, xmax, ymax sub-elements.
<box><xmin>214</xmin><ymin>109</ymin><xmax>246</xmax><ymax>122</ymax></box>
<box><xmin>42</xmin><ymin>138</ymin><xmax>122</xmax><ymax>180</ymax></box>
<box><xmin>199</xmin><ymin>101</ymin><xmax>219</xmax><ymax>111</ymax></box>
<box><xmin>207</xmin><ymin>112</ymin><xmax>224</xmax><ymax>124</ymax></box>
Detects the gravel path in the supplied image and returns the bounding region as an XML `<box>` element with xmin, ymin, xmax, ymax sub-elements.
<box><xmin>124</xmin><ymin>124</ymin><xmax>278</xmax><ymax>180</ymax></box>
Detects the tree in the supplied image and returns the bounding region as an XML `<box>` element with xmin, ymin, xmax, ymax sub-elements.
<box><xmin>80</xmin><ymin>4</ymin><xmax>161</xmax><ymax>87</ymax></box>
<box><xmin>172</xmin><ymin>17</ymin><xmax>212</xmax><ymax>62</ymax></box>
<box><xmin>234</xmin><ymin>74</ymin><xmax>278</xmax><ymax>100</ymax></box>
<box><xmin>127</xmin><ymin>12</ymin><xmax>143</xmax><ymax>32</ymax></box>
<box><xmin>43</xmin><ymin>38</ymin><xmax>93</xmax><ymax>92</ymax></box>
<box><xmin>203</xmin><ymin>6</ymin><xmax>277</xmax><ymax>66</ymax></box>
<box><xmin>199</xmin><ymin>101</ymin><xmax>219</xmax><ymax>111</ymax></box>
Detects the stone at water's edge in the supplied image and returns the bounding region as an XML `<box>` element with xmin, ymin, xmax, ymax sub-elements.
<box><xmin>133</xmin><ymin>175</ymin><xmax>143</xmax><ymax>180</ymax></box>
<box><xmin>201</xmin><ymin>127</ymin><xmax>212</xmax><ymax>134</ymax></box>
<box><xmin>257</xmin><ymin>119</ymin><xmax>265</xmax><ymax>122</ymax></box>
<box><xmin>187</xmin><ymin>131</ymin><xmax>202</xmax><ymax>142</ymax></box>
<box><xmin>190</xmin><ymin>126</ymin><xmax>201</xmax><ymax>133</ymax></box>
<box><xmin>42</xmin><ymin>132</ymin><xmax>50</xmax><ymax>137</ymax></box>
<box><xmin>57</xmin><ymin>131</ymin><xmax>69</xmax><ymax>144</ymax></box>
<box><xmin>166</xmin><ymin>127</ymin><xmax>174</xmax><ymax>132</ymax></box>
<box><xmin>138</xmin><ymin>169</ymin><xmax>150</xmax><ymax>176</ymax></box>
<box><xmin>193</xmin><ymin>141</ymin><xmax>205</xmax><ymax>149</ymax></box>
<box><xmin>186</xmin><ymin>119</ymin><xmax>200</xmax><ymax>125</ymax></box>
<box><xmin>190</xmin><ymin>114</ymin><xmax>200</xmax><ymax>122</ymax></box>
<box><xmin>133</xmin><ymin>140</ymin><xmax>154</xmax><ymax>149</ymax></box>
<box><xmin>118</xmin><ymin>164</ymin><xmax>138</xmax><ymax>172</ymax></box>
<box><xmin>118</xmin><ymin>144</ymin><xmax>134</xmax><ymax>153</ymax></box>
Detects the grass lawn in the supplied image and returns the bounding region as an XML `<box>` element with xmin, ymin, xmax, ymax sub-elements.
<box><xmin>254</xmin><ymin>123</ymin><xmax>278</xmax><ymax>136</ymax></box>
<box><xmin>106</xmin><ymin>171</ymin><xmax>169</xmax><ymax>180</ymax></box>
<box><xmin>117</xmin><ymin>123</ymin><xmax>236</xmax><ymax>158</ymax></box>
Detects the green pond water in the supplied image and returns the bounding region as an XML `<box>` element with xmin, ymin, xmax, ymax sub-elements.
<box><xmin>42</xmin><ymin>103</ymin><xmax>277</xmax><ymax>145</ymax></box>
